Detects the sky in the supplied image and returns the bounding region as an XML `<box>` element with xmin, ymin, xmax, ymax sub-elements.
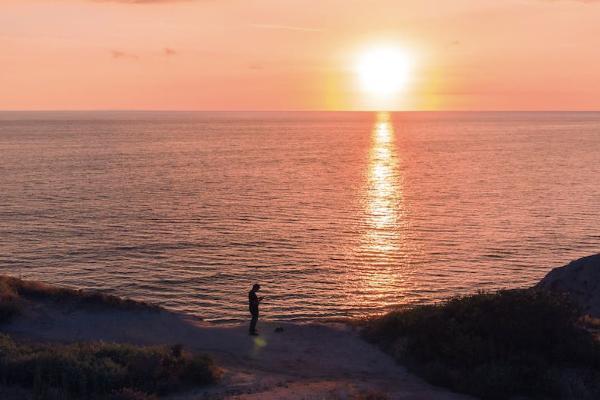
<box><xmin>2</xmin><ymin>0</ymin><xmax>600</xmax><ymax>111</ymax></box>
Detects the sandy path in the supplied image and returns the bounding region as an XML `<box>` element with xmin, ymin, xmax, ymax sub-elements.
<box><xmin>3</xmin><ymin>303</ymin><xmax>470</xmax><ymax>399</ymax></box>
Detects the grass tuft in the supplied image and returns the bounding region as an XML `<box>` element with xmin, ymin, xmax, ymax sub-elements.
<box><xmin>0</xmin><ymin>279</ymin><xmax>22</xmax><ymax>324</ymax></box>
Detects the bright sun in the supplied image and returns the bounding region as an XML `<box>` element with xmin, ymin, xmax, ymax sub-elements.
<box><xmin>356</xmin><ymin>46</ymin><xmax>411</xmax><ymax>98</ymax></box>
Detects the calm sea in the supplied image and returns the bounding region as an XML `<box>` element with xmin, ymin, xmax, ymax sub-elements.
<box><xmin>1</xmin><ymin>111</ymin><xmax>599</xmax><ymax>322</ymax></box>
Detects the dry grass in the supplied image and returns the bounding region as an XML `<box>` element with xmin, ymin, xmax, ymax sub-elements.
<box><xmin>351</xmin><ymin>390</ymin><xmax>389</xmax><ymax>400</ymax></box>
<box><xmin>0</xmin><ymin>275</ymin><xmax>160</xmax><ymax>324</ymax></box>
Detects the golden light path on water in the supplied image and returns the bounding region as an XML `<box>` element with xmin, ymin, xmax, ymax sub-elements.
<box><xmin>361</xmin><ymin>112</ymin><xmax>405</xmax><ymax>292</ymax></box>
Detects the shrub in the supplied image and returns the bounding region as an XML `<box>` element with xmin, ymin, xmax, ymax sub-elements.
<box><xmin>109</xmin><ymin>388</ymin><xmax>159</xmax><ymax>400</ymax></box>
<box><xmin>0</xmin><ymin>335</ymin><xmax>220</xmax><ymax>399</ymax></box>
<box><xmin>353</xmin><ymin>390</ymin><xmax>389</xmax><ymax>400</ymax></box>
<box><xmin>363</xmin><ymin>289</ymin><xmax>600</xmax><ymax>400</ymax></box>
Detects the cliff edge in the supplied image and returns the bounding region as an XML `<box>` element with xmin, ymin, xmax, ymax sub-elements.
<box><xmin>537</xmin><ymin>253</ymin><xmax>600</xmax><ymax>317</ymax></box>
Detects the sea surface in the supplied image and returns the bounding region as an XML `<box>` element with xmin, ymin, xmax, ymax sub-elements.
<box><xmin>1</xmin><ymin>111</ymin><xmax>599</xmax><ymax>322</ymax></box>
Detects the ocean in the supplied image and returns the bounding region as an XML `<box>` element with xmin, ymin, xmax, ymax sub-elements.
<box><xmin>1</xmin><ymin>111</ymin><xmax>599</xmax><ymax>322</ymax></box>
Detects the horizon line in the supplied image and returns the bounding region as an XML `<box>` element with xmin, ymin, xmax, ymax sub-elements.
<box><xmin>1</xmin><ymin>109</ymin><xmax>600</xmax><ymax>113</ymax></box>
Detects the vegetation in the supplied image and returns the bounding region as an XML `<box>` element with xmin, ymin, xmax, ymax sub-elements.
<box><xmin>351</xmin><ymin>390</ymin><xmax>389</xmax><ymax>400</ymax></box>
<box><xmin>0</xmin><ymin>278</ymin><xmax>22</xmax><ymax>324</ymax></box>
<box><xmin>0</xmin><ymin>275</ymin><xmax>159</xmax><ymax>324</ymax></box>
<box><xmin>0</xmin><ymin>335</ymin><xmax>220</xmax><ymax>399</ymax></box>
<box><xmin>363</xmin><ymin>289</ymin><xmax>600</xmax><ymax>400</ymax></box>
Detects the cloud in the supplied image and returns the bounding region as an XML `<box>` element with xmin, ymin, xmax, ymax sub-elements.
<box><xmin>164</xmin><ymin>48</ymin><xmax>177</xmax><ymax>56</ymax></box>
<box><xmin>96</xmin><ymin>0</ymin><xmax>600</xmax><ymax>4</ymax></box>
<box><xmin>249</xmin><ymin>24</ymin><xmax>323</xmax><ymax>33</ymax></box>
<box><xmin>95</xmin><ymin>0</ymin><xmax>191</xmax><ymax>3</ymax></box>
<box><xmin>110</xmin><ymin>50</ymin><xmax>138</xmax><ymax>60</ymax></box>
<box><xmin>542</xmin><ymin>0</ymin><xmax>600</xmax><ymax>3</ymax></box>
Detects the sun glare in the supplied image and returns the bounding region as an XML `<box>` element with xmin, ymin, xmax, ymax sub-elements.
<box><xmin>356</xmin><ymin>46</ymin><xmax>412</xmax><ymax>98</ymax></box>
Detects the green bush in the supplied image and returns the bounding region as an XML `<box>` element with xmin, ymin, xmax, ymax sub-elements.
<box><xmin>0</xmin><ymin>335</ymin><xmax>220</xmax><ymax>399</ymax></box>
<box><xmin>363</xmin><ymin>289</ymin><xmax>600</xmax><ymax>400</ymax></box>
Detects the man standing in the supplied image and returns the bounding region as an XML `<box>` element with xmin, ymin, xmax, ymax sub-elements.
<box><xmin>248</xmin><ymin>283</ymin><xmax>263</xmax><ymax>336</ymax></box>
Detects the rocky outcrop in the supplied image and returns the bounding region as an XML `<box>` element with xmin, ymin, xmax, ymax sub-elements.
<box><xmin>537</xmin><ymin>254</ymin><xmax>600</xmax><ymax>317</ymax></box>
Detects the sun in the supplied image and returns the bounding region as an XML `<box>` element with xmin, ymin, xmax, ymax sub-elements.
<box><xmin>356</xmin><ymin>46</ymin><xmax>412</xmax><ymax>98</ymax></box>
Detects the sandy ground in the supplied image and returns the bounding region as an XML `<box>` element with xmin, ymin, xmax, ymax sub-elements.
<box><xmin>3</xmin><ymin>301</ymin><xmax>471</xmax><ymax>400</ymax></box>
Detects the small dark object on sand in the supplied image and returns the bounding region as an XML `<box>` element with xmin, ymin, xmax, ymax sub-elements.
<box><xmin>274</xmin><ymin>327</ymin><xmax>284</xmax><ymax>333</ymax></box>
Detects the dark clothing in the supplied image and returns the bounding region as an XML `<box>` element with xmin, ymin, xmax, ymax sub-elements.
<box><xmin>249</xmin><ymin>290</ymin><xmax>259</xmax><ymax>333</ymax></box>
<box><xmin>250</xmin><ymin>313</ymin><xmax>258</xmax><ymax>334</ymax></box>
<box><xmin>249</xmin><ymin>290</ymin><xmax>259</xmax><ymax>315</ymax></box>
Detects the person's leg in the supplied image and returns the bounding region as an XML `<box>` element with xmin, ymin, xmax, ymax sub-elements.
<box><xmin>250</xmin><ymin>313</ymin><xmax>258</xmax><ymax>334</ymax></box>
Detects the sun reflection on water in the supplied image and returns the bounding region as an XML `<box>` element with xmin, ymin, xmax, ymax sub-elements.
<box><xmin>352</xmin><ymin>111</ymin><xmax>408</xmax><ymax>297</ymax></box>
<box><xmin>364</xmin><ymin>112</ymin><xmax>403</xmax><ymax>253</ymax></box>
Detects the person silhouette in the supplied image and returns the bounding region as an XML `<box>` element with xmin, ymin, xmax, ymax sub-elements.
<box><xmin>248</xmin><ymin>283</ymin><xmax>263</xmax><ymax>336</ymax></box>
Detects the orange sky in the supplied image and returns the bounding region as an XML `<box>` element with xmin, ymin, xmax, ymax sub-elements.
<box><xmin>2</xmin><ymin>0</ymin><xmax>600</xmax><ymax>111</ymax></box>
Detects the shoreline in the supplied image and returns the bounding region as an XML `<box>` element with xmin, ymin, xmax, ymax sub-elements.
<box><xmin>1</xmin><ymin>272</ymin><xmax>537</xmax><ymax>326</ymax></box>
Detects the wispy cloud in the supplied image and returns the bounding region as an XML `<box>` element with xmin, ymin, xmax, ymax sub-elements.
<box><xmin>110</xmin><ymin>50</ymin><xmax>138</xmax><ymax>60</ymax></box>
<box><xmin>164</xmin><ymin>48</ymin><xmax>177</xmax><ymax>56</ymax></box>
<box><xmin>95</xmin><ymin>0</ymin><xmax>191</xmax><ymax>3</ymax></box>
<box><xmin>249</xmin><ymin>24</ymin><xmax>323</xmax><ymax>33</ymax></box>
<box><xmin>542</xmin><ymin>0</ymin><xmax>600</xmax><ymax>3</ymax></box>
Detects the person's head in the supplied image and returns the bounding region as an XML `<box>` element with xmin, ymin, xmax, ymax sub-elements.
<box><xmin>252</xmin><ymin>283</ymin><xmax>261</xmax><ymax>292</ymax></box>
